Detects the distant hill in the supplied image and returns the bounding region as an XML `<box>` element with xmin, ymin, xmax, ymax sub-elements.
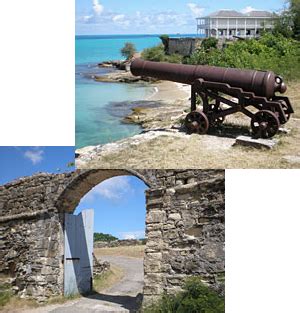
<box><xmin>94</xmin><ymin>232</ymin><xmax>118</xmax><ymax>242</ymax></box>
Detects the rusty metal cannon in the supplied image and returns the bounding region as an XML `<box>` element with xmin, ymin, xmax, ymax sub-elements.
<box><xmin>131</xmin><ymin>59</ymin><xmax>294</xmax><ymax>138</ymax></box>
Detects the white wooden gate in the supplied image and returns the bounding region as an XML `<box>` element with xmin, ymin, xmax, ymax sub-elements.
<box><xmin>64</xmin><ymin>209</ymin><xmax>94</xmax><ymax>296</ymax></box>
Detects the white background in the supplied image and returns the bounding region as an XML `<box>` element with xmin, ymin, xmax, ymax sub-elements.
<box><xmin>1</xmin><ymin>2</ymin><xmax>300</xmax><ymax>313</ymax></box>
<box><xmin>0</xmin><ymin>1</ymin><xmax>74</xmax><ymax>146</ymax></box>
<box><xmin>226</xmin><ymin>170</ymin><xmax>300</xmax><ymax>313</ymax></box>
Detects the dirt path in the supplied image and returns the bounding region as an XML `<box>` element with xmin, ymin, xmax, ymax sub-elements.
<box><xmin>19</xmin><ymin>256</ymin><xmax>143</xmax><ymax>313</ymax></box>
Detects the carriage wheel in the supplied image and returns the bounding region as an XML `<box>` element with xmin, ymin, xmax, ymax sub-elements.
<box><xmin>185</xmin><ymin>110</ymin><xmax>209</xmax><ymax>134</ymax></box>
<box><xmin>251</xmin><ymin>110</ymin><xmax>280</xmax><ymax>138</ymax></box>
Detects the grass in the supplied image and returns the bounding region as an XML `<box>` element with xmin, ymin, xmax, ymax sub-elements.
<box><xmin>0</xmin><ymin>288</ymin><xmax>38</xmax><ymax>312</ymax></box>
<box><xmin>94</xmin><ymin>245</ymin><xmax>145</xmax><ymax>258</ymax></box>
<box><xmin>285</xmin><ymin>80</ymin><xmax>300</xmax><ymax>119</ymax></box>
<box><xmin>93</xmin><ymin>265</ymin><xmax>124</xmax><ymax>293</ymax></box>
<box><xmin>0</xmin><ymin>281</ymin><xmax>13</xmax><ymax>308</ymax></box>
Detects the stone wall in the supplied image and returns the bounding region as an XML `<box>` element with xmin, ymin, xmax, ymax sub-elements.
<box><xmin>0</xmin><ymin>169</ymin><xmax>224</xmax><ymax>304</ymax></box>
<box><xmin>0</xmin><ymin>173</ymin><xmax>74</xmax><ymax>301</ymax></box>
<box><xmin>94</xmin><ymin>239</ymin><xmax>144</xmax><ymax>249</ymax></box>
<box><xmin>93</xmin><ymin>254</ymin><xmax>110</xmax><ymax>276</ymax></box>
<box><xmin>167</xmin><ymin>38</ymin><xmax>202</xmax><ymax>56</ymax></box>
<box><xmin>143</xmin><ymin>170</ymin><xmax>225</xmax><ymax>305</ymax></box>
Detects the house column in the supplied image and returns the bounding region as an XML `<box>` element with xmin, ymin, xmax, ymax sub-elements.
<box><xmin>227</xmin><ymin>18</ymin><xmax>229</xmax><ymax>39</ymax></box>
<box><xmin>236</xmin><ymin>18</ymin><xmax>238</xmax><ymax>36</ymax></box>
<box><xmin>255</xmin><ymin>18</ymin><xmax>257</xmax><ymax>37</ymax></box>
<box><xmin>216</xmin><ymin>18</ymin><xmax>219</xmax><ymax>38</ymax></box>
<box><xmin>244</xmin><ymin>19</ymin><xmax>247</xmax><ymax>38</ymax></box>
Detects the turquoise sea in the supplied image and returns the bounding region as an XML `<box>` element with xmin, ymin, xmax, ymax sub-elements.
<box><xmin>75</xmin><ymin>34</ymin><xmax>197</xmax><ymax>148</ymax></box>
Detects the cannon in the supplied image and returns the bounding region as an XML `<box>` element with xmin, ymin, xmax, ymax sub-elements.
<box><xmin>131</xmin><ymin>59</ymin><xmax>294</xmax><ymax>138</ymax></box>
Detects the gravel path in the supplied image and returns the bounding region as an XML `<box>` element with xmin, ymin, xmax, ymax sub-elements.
<box><xmin>20</xmin><ymin>256</ymin><xmax>143</xmax><ymax>313</ymax></box>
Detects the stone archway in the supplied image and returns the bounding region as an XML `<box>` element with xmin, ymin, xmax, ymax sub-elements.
<box><xmin>57</xmin><ymin>169</ymin><xmax>150</xmax><ymax>299</ymax></box>
<box><xmin>0</xmin><ymin>169</ymin><xmax>225</xmax><ymax>305</ymax></box>
<box><xmin>55</xmin><ymin>169</ymin><xmax>153</xmax><ymax>214</ymax></box>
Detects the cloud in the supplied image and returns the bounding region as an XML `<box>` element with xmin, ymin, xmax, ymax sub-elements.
<box><xmin>112</xmin><ymin>14</ymin><xmax>130</xmax><ymax>27</ymax></box>
<box><xmin>24</xmin><ymin>147</ymin><xmax>44</xmax><ymax>165</ymax></box>
<box><xmin>241</xmin><ymin>6</ymin><xmax>256</xmax><ymax>14</ymax></box>
<box><xmin>119</xmin><ymin>230</ymin><xmax>145</xmax><ymax>240</ymax></box>
<box><xmin>76</xmin><ymin>3</ymin><xmax>199</xmax><ymax>33</ymax></box>
<box><xmin>80</xmin><ymin>0</ymin><xmax>104</xmax><ymax>22</ymax></box>
<box><xmin>92</xmin><ymin>0</ymin><xmax>103</xmax><ymax>15</ymax></box>
<box><xmin>112</xmin><ymin>14</ymin><xmax>125</xmax><ymax>22</ymax></box>
<box><xmin>81</xmin><ymin>176</ymin><xmax>134</xmax><ymax>202</ymax></box>
<box><xmin>187</xmin><ymin>3</ymin><xmax>205</xmax><ymax>17</ymax></box>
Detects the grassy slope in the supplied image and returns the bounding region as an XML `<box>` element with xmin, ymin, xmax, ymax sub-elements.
<box><xmin>94</xmin><ymin>245</ymin><xmax>145</xmax><ymax>259</ymax></box>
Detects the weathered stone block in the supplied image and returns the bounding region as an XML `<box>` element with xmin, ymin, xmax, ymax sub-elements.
<box><xmin>146</xmin><ymin>210</ymin><xmax>166</xmax><ymax>223</ymax></box>
<box><xmin>168</xmin><ymin>213</ymin><xmax>181</xmax><ymax>221</ymax></box>
<box><xmin>234</xmin><ymin>135</ymin><xmax>279</xmax><ymax>149</ymax></box>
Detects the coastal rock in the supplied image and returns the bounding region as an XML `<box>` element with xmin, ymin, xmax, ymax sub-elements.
<box><xmin>98</xmin><ymin>60</ymin><xmax>121</xmax><ymax>68</ymax></box>
<box><xmin>98</xmin><ymin>60</ymin><xmax>130</xmax><ymax>71</ymax></box>
<box><xmin>233</xmin><ymin>135</ymin><xmax>279</xmax><ymax>149</ymax></box>
<box><xmin>94</xmin><ymin>71</ymin><xmax>158</xmax><ymax>84</ymax></box>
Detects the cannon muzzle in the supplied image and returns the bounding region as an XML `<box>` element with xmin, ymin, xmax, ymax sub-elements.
<box><xmin>131</xmin><ymin>58</ymin><xmax>287</xmax><ymax>98</ymax></box>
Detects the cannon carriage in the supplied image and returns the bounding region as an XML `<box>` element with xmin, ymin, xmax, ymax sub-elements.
<box><xmin>131</xmin><ymin>59</ymin><xmax>294</xmax><ymax>138</ymax></box>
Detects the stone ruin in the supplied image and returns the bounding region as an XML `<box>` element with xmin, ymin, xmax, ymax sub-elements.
<box><xmin>94</xmin><ymin>239</ymin><xmax>144</xmax><ymax>249</ymax></box>
<box><xmin>0</xmin><ymin>169</ymin><xmax>225</xmax><ymax>305</ymax></box>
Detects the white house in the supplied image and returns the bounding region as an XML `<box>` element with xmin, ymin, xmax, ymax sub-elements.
<box><xmin>197</xmin><ymin>10</ymin><xmax>275</xmax><ymax>39</ymax></box>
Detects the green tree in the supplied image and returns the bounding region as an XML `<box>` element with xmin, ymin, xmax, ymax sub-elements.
<box><xmin>273</xmin><ymin>0</ymin><xmax>300</xmax><ymax>39</ymax></box>
<box><xmin>94</xmin><ymin>232</ymin><xmax>118</xmax><ymax>242</ymax></box>
<box><xmin>290</xmin><ymin>0</ymin><xmax>300</xmax><ymax>39</ymax></box>
<box><xmin>120</xmin><ymin>42</ymin><xmax>137</xmax><ymax>60</ymax></box>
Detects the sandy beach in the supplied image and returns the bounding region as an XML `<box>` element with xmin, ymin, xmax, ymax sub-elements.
<box><xmin>146</xmin><ymin>81</ymin><xmax>190</xmax><ymax>102</ymax></box>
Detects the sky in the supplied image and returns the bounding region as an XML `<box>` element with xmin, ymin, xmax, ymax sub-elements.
<box><xmin>0</xmin><ymin>147</ymin><xmax>146</xmax><ymax>240</ymax></box>
<box><xmin>75</xmin><ymin>176</ymin><xmax>147</xmax><ymax>240</ymax></box>
<box><xmin>75</xmin><ymin>0</ymin><xmax>285</xmax><ymax>35</ymax></box>
<box><xmin>0</xmin><ymin>147</ymin><xmax>75</xmax><ymax>185</ymax></box>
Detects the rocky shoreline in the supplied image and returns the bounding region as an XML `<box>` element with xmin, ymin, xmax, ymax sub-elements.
<box><xmin>76</xmin><ymin>59</ymin><xmax>195</xmax><ymax>168</ymax></box>
<box><xmin>93</xmin><ymin>70</ymin><xmax>158</xmax><ymax>83</ymax></box>
<box><xmin>75</xmin><ymin>79</ymin><xmax>193</xmax><ymax>168</ymax></box>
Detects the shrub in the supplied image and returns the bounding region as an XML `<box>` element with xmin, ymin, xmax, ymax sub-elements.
<box><xmin>141</xmin><ymin>44</ymin><xmax>183</xmax><ymax>63</ymax></box>
<box><xmin>144</xmin><ymin>277</ymin><xmax>225</xmax><ymax>313</ymax></box>
<box><xmin>120</xmin><ymin>42</ymin><xmax>137</xmax><ymax>60</ymax></box>
<box><xmin>201</xmin><ymin>37</ymin><xmax>218</xmax><ymax>50</ymax></box>
<box><xmin>141</xmin><ymin>44</ymin><xmax>166</xmax><ymax>62</ymax></box>
<box><xmin>140</xmin><ymin>238</ymin><xmax>147</xmax><ymax>245</ymax></box>
<box><xmin>187</xmin><ymin>33</ymin><xmax>300</xmax><ymax>80</ymax></box>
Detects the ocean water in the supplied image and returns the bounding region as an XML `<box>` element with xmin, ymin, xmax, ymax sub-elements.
<box><xmin>75</xmin><ymin>34</ymin><xmax>197</xmax><ymax>148</ymax></box>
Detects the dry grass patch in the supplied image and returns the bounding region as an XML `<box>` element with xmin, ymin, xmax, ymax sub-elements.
<box><xmin>94</xmin><ymin>245</ymin><xmax>145</xmax><ymax>259</ymax></box>
<box><xmin>0</xmin><ymin>297</ymin><xmax>39</xmax><ymax>312</ymax></box>
<box><xmin>285</xmin><ymin>80</ymin><xmax>300</xmax><ymax>119</ymax></box>
<box><xmin>93</xmin><ymin>265</ymin><xmax>124</xmax><ymax>293</ymax></box>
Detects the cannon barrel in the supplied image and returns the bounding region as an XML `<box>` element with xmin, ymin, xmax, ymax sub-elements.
<box><xmin>131</xmin><ymin>58</ymin><xmax>287</xmax><ymax>98</ymax></box>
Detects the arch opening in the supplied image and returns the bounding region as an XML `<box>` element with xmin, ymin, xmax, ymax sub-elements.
<box><xmin>55</xmin><ymin>169</ymin><xmax>152</xmax><ymax>214</ymax></box>
<box><xmin>61</xmin><ymin>172</ymin><xmax>148</xmax><ymax>311</ymax></box>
